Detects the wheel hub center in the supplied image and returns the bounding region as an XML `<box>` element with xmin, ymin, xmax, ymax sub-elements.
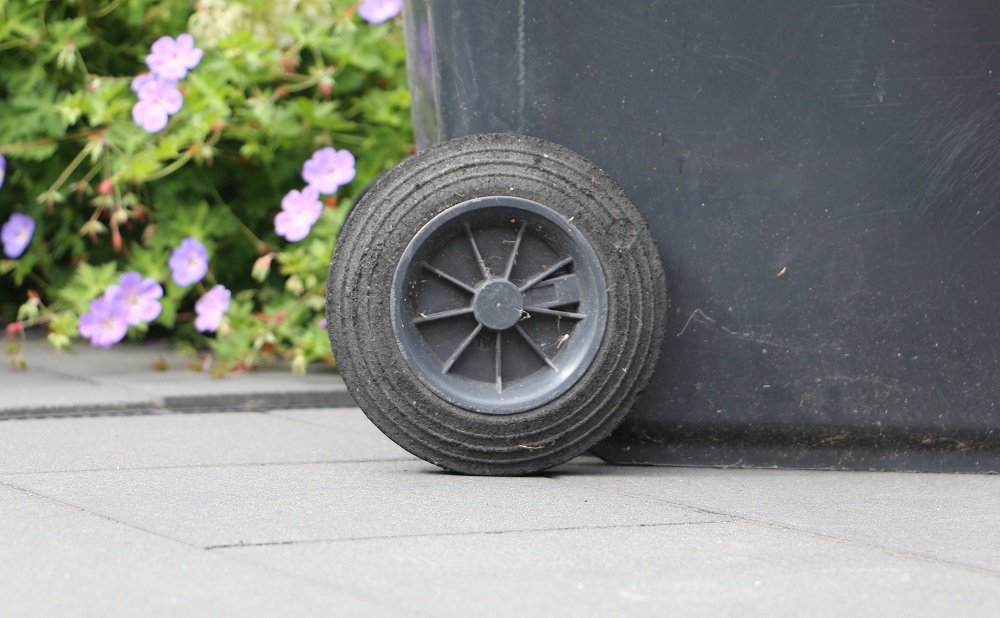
<box><xmin>473</xmin><ymin>279</ymin><xmax>524</xmax><ymax>330</ymax></box>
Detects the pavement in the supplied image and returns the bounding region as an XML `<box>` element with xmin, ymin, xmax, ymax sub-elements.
<box><xmin>1</xmin><ymin>340</ymin><xmax>999</xmax><ymax>616</ymax></box>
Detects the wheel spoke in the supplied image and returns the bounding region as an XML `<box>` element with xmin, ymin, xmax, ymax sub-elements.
<box><xmin>514</xmin><ymin>324</ymin><xmax>558</xmax><ymax>371</ymax></box>
<box><xmin>522</xmin><ymin>274</ymin><xmax>581</xmax><ymax>308</ymax></box>
<box><xmin>422</xmin><ymin>261</ymin><xmax>476</xmax><ymax>294</ymax></box>
<box><xmin>464</xmin><ymin>221</ymin><xmax>490</xmax><ymax>279</ymax></box>
<box><xmin>413</xmin><ymin>306</ymin><xmax>475</xmax><ymax>324</ymax></box>
<box><xmin>495</xmin><ymin>332</ymin><xmax>503</xmax><ymax>394</ymax></box>
<box><xmin>502</xmin><ymin>224</ymin><xmax>526</xmax><ymax>279</ymax></box>
<box><xmin>442</xmin><ymin>323</ymin><xmax>483</xmax><ymax>374</ymax></box>
<box><xmin>522</xmin><ymin>306</ymin><xmax>587</xmax><ymax>320</ymax></box>
<box><xmin>519</xmin><ymin>256</ymin><xmax>573</xmax><ymax>291</ymax></box>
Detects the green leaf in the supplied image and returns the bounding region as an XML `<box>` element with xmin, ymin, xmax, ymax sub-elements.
<box><xmin>246</xmin><ymin>97</ymin><xmax>301</xmax><ymax>139</ymax></box>
<box><xmin>58</xmin><ymin>262</ymin><xmax>120</xmax><ymax>311</ymax></box>
<box><xmin>293</xmin><ymin>97</ymin><xmax>356</xmax><ymax>132</ymax></box>
<box><xmin>16</xmin><ymin>299</ymin><xmax>40</xmax><ymax>322</ymax></box>
<box><xmin>42</xmin><ymin>18</ymin><xmax>94</xmax><ymax>64</ymax></box>
<box><xmin>359</xmin><ymin>88</ymin><xmax>409</xmax><ymax>127</ymax></box>
<box><xmin>0</xmin><ymin>81</ymin><xmax>69</xmax><ymax>145</ymax></box>
<box><xmin>47</xmin><ymin>332</ymin><xmax>71</xmax><ymax>351</ymax></box>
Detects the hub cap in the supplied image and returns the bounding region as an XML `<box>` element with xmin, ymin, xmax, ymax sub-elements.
<box><xmin>390</xmin><ymin>196</ymin><xmax>608</xmax><ymax>414</ymax></box>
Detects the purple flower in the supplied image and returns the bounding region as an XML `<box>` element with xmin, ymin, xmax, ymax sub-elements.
<box><xmin>130</xmin><ymin>72</ymin><xmax>156</xmax><ymax>93</ymax></box>
<box><xmin>194</xmin><ymin>285</ymin><xmax>231</xmax><ymax>333</ymax></box>
<box><xmin>358</xmin><ymin>0</ymin><xmax>402</xmax><ymax>24</ymax></box>
<box><xmin>1</xmin><ymin>212</ymin><xmax>35</xmax><ymax>259</ymax></box>
<box><xmin>105</xmin><ymin>272</ymin><xmax>164</xmax><ymax>325</ymax></box>
<box><xmin>78</xmin><ymin>296</ymin><xmax>129</xmax><ymax>349</ymax></box>
<box><xmin>168</xmin><ymin>237</ymin><xmax>209</xmax><ymax>286</ymax></box>
<box><xmin>131</xmin><ymin>77</ymin><xmax>183</xmax><ymax>132</ymax></box>
<box><xmin>146</xmin><ymin>34</ymin><xmax>203</xmax><ymax>81</ymax></box>
<box><xmin>275</xmin><ymin>186</ymin><xmax>323</xmax><ymax>242</ymax></box>
<box><xmin>302</xmin><ymin>147</ymin><xmax>356</xmax><ymax>194</ymax></box>
<box><xmin>0</xmin><ymin>153</ymin><xmax>6</xmax><ymax>190</ymax></box>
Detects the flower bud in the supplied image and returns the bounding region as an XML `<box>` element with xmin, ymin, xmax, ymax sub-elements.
<box><xmin>251</xmin><ymin>253</ymin><xmax>273</xmax><ymax>282</ymax></box>
<box><xmin>318</xmin><ymin>77</ymin><xmax>333</xmax><ymax>97</ymax></box>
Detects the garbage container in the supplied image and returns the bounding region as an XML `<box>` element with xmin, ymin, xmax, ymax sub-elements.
<box><xmin>328</xmin><ymin>0</ymin><xmax>1000</xmax><ymax>474</ymax></box>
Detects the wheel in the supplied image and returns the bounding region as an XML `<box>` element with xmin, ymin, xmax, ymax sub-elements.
<box><xmin>327</xmin><ymin>133</ymin><xmax>667</xmax><ymax>475</ymax></box>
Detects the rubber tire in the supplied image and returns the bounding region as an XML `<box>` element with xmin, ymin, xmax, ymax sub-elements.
<box><xmin>327</xmin><ymin>133</ymin><xmax>667</xmax><ymax>475</ymax></box>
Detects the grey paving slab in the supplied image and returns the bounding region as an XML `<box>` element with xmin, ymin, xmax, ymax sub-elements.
<box><xmin>18</xmin><ymin>339</ymin><xmax>188</xmax><ymax>377</ymax></box>
<box><xmin>0</xmin><ymin>460</ymin><xmax>717</xmax><ymax>548</ymax></box>
<box><xmin>556</xmin><ymin>463</ymin><xmax>1000</xmax><ymax>573</ymax></box>
<box><xmin>0</xmin><ymin>484</ymin><xmax>407</xmax><ymax>617</ymax></box>
<box><xmin>3</xmin><ymin>339</ymin><xmax>353</xmax><ymax>416</ymax></box>
<box><xmin>0</xmin><ymin>366</ymin><xmax>156</xmax><ymax>416</ymax></box>
<box><xmin>270</xmin><ymin>407</ymin><xmax>373</xmax><ymax>429</ymax></box>
<box><xmin>219</xmin><ymin>519</ymin><xmax>1000</xmax><ymax>618</ymax></box>
<box><xmin>269</xmin><ymin>408</ymin><xmax>611</xmax><ymax>467</ymax></box>
<box><xmin>97</xmin><ymin>368</ymin><xmax>352</xmax><ymax>410</ymax></box>
<box><xmin>0</xmin><ymin>409</ymin><xmax>411</xmax><ymax>474</ymax></box>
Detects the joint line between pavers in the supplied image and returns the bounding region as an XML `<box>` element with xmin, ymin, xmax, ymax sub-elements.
<box><xmin>744</xmin><ymin>517</ymin><xmax>1000</xmax><ymax>579</ymax></box>
<box><xmin>557</xmin><ymin>478</ymin><xmax>1000</xmax><ymax>579</ymax></box>
<box><xmin>31</xmin><ymin>367</ymin><xmax>166</xmax><ymax>406</ymax></box>
<box><xmin>0</xmin><ymin>479</ymin><xmax>203</xmax><ymax>549</ymax></box>
<box><xmin>0</xmin><ymin>456</ymin><xmax>419</xmax><ymax>476</ymax></box>
<box><xmin>203</xmin><ymin>520</ymin><xmax>724</xmax><ymax>551</ymax></box>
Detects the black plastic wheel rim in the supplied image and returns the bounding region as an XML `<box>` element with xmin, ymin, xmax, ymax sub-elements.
<box><xmin>391</xmin><ymin>196</ymin><xmax>608</xmax><ymax>414</ymax></box>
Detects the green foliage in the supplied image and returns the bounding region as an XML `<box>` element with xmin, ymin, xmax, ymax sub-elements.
<box><xmin>0</xmin><ymin>0</ymin><xmax>412</xmax><ymax>372</ymax></box>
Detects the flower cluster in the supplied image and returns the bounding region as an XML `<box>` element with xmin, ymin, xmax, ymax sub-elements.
<box><xmin>1</xmin><ymin>0</ymin><xmax>410</xmax><ymax>371</ymax></box>
<box><xmin>167</xmin><ymin>237</ymin><xmax>230</xmax><ymax>332</ymax></box>
<box><xmin>131</xmin><ymin>34</ymin><xmax>202</xmax><ymax>133</ymax></box>
<box><xmin>358</xmin><ymin>0</ymin><xmax>403</xmax><ymax>24</ymax></box>
<box><xmin>131</xmin><ymin>75</ymin><xmax>183</xmax><ymax>132</ymax></box>
<box><xmin>76</xmin><ymin>238</ymin><xmax>230</xmax><ymax>348</ymax></box>
<box><xmin>79</xmin><ymin>272</ymin><xmax>163</xmax><ymax>348</ymax></box>
<box><xmin>275</xmin><ymin>147</ymin><xmax>356</xmax><ymax>242</ymax></box>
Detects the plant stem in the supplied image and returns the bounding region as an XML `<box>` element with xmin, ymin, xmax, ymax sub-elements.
<box><xmin>74</xmin><ymin>48</ymin><xmax>92</xmax><ymax>79</ymax></box>
<box><xmin>329</xmin><ymin>133</ymin><xmax>365</xmax><ymax>145</ymax></box>
<box><xmin>80</xmin><ymin>161</ymin><xmax>103</xmax><ymax>185</ymax></box>
<box><xmin>143</xmin><ymin>151</ymin><xmax>194</xmax><ymax>182</ymax></box>
<box><xmin>0</xmin><ymin>130</ymin><xmax>91</xmax><ymax>155</ymax></box>
<box><xmin>0</xmin><ymin>38</ymin><xmax>32</xmax><ymax>52</ymax></box>
<box><xmin>86</xmin><ymin>0</ymin><xmax>125</xmax><ymax>18</ymax></box>
<box><xmin>210</xmin><ymin>186</ymin><xmax>266</xmax><ymax>249</ymax></box>
<box><xmin>27</xmin><ymin>272</ymin><xmax>56</xmax><ymax>295</ymax></box>
<box><xmin>283</xmin><ymin>76</ymin><xmax>322</xmax><ymax>94</ymax></box>
<box><xmin>46</xmin><ymin>147</ymin><xmax>90</xmax><ymax>196</ymax></box>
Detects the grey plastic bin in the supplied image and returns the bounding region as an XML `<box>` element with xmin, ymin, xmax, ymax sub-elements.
<box><xmin>328</xmin><ymin>0</ymin><xmax>1000</xmax><ymax>474</ymax></box>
